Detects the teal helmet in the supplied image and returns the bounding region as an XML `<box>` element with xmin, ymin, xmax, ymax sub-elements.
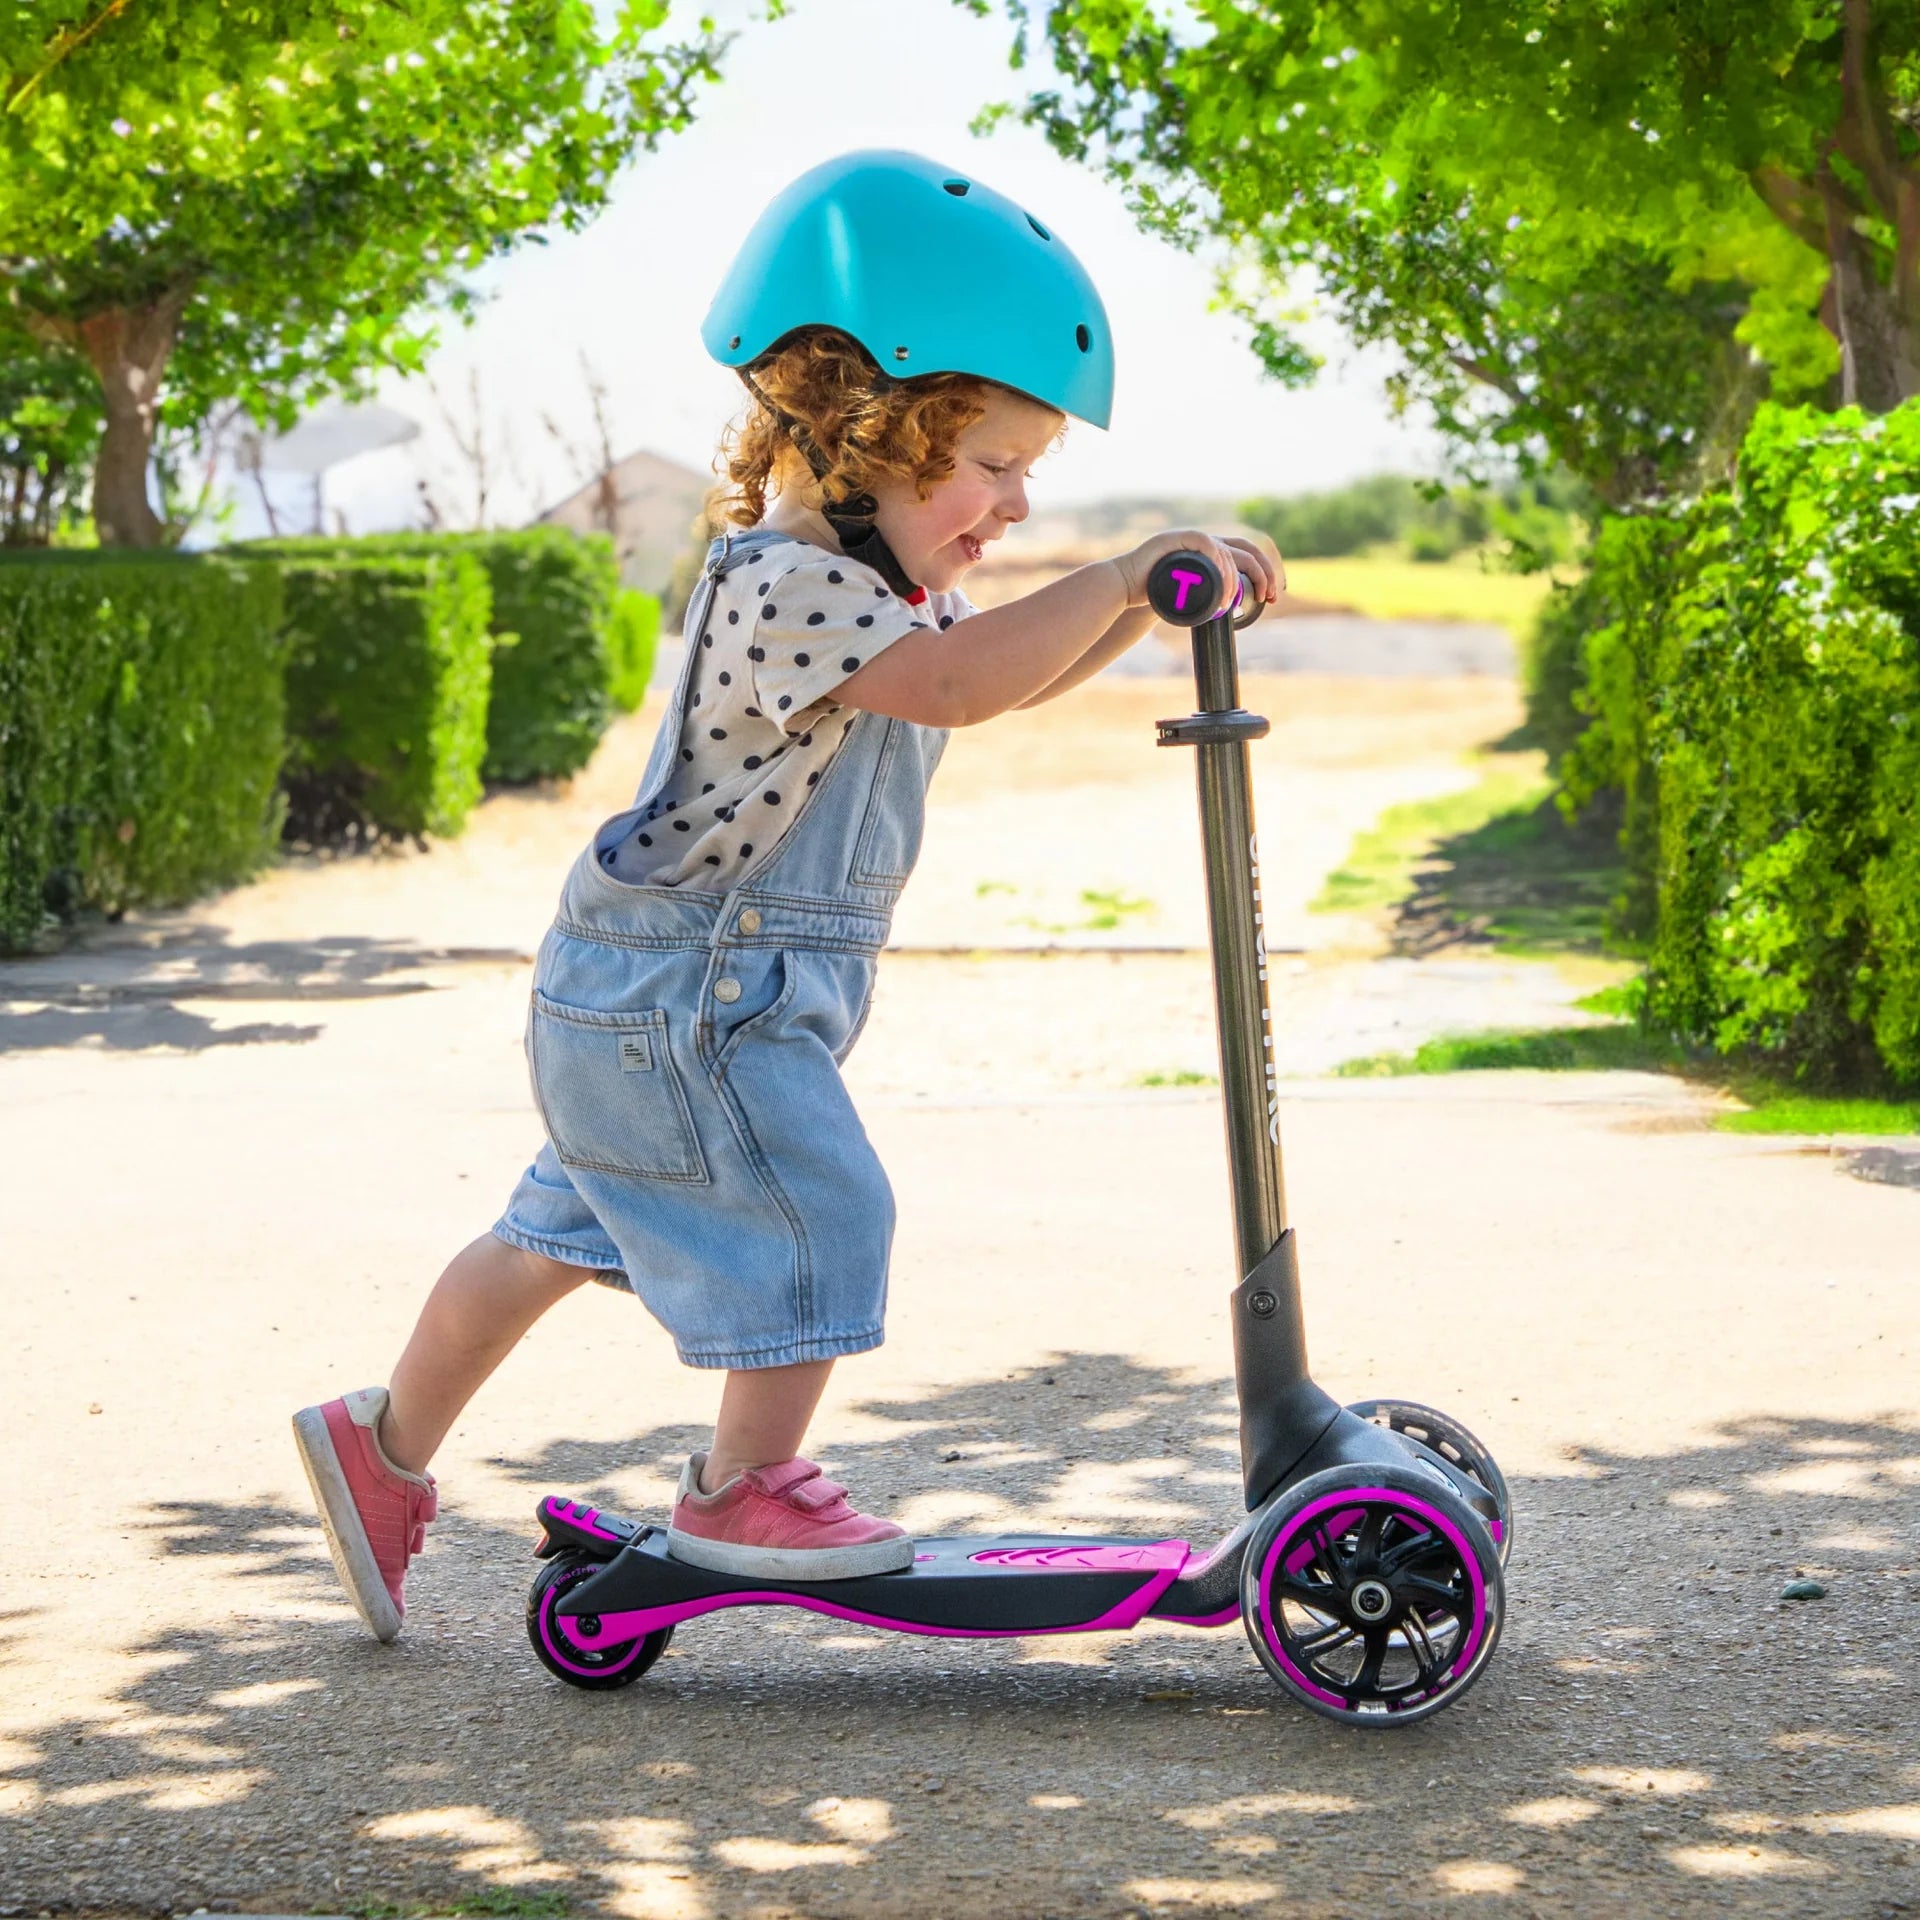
<box><xmin>703</xmin><ymin>149</ymin><xmax>1114</xmax><ymax>429</ymax></box>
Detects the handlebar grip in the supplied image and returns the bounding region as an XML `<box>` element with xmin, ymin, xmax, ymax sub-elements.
<box><xmin>1145</xmin><ymin>550</ymin><xmax>1261</xmax><ymax>629</ymax></box>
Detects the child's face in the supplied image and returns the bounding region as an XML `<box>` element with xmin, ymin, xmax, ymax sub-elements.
<box><xmin>870</xmin><ymin>386</ymin><xmax>1064</xmax><ymax>594</ymax></box>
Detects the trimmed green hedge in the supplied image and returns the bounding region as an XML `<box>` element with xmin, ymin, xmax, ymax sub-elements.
<box><xmin>277</xmin><ymin>553</ymin><xmax>493</xmax><ymax>842</ymax></box>
<box><xmin>0</xmin><ymin>552</ymin><xmax>286</xmax><ymax>950</ymax></box>
<box><xmin>244</xmin><ymin>529</ymin><xmax>641</xmax><ymax>781</ymax></box>
<box><xmin>1562</xmin><ymin>400</ymin><xmax>1920</xmax><ymax>1087</ymax></box>
<box><xmin>607</xmin><ymin>585</ymin><xmax>661</xmax><ymax>715</ymax></box>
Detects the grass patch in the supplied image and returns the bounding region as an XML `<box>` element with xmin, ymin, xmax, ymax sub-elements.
<box><xmin>1335</xmin><ymin>1024</ymin><xmax>1682</xmax><ymax>1077</ymax></box>
<box><xmin>1023</xmin><ymin>886</ymin><xmax>1157</xmax><ymax>934</ymax></box>
<box><xmin>1715</xmin><ymin>1092</ymin><xmax>1920</xmax><ymax>1136</ymax></box>
<box><xmin>354</xmin><ymin>1894</ymin><xmax>570</xmax><ymax>1920</ymax></box>
<box><xmin>1134</xmin><ymin>1068</ymin><xmax>1219</xmax><ymax>1088</ymax></box>
<box><xmin>1334</xmin><ymin>1021</ymin><xmax>1920</xmax><ymax>1134</ymax></box>
<box><xmin>1284</xmin><ymin>556</ymin><xmax>1564</xmax><ymax>635</ymax></box>
<box><xmin>1312</xmin><ymin>761</ymin><xmax>1551</xmax><ymax>917</ymax></box>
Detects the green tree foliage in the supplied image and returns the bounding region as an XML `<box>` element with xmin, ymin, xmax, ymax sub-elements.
<box><xmin>994</xmin><ymin>1</ymin><xmax>1920</xmax><ymax>497</ymax></box>
<box><xmin>0</xmin><ymin>338</ymin><xmax>97</xmax><ymax>545</ymax></box>
<box><xmin>1</xmin><ymin>3</ymin><xmax>723</xmax><ymax>545</ymax></box>
<box><xmin>1562</xmin><ymin>400</ymin><xmax>1920</xmax><ymax>1088</ymax></box>
<box><xmin>1240</xmin><ymin>471</ymin><xmax>1584</xmax><ymax>565</ymax></box>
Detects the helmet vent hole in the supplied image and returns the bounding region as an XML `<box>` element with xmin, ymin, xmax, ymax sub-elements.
<box><xmin>1075</xmin><ymin>324</ymin><xmax>1091</xmax><ymax>353</ymax></box>
<box><xmin>728</xmin><ymin>335</ymin><xmax>741</xmax><ymax>350</ymax></box>
<box><xmin>943</xmin><ymin>179</ymin><xmax>970</xmax><ymax>197</ymax></box>
<box><xmin>893</xmin><ymin>346</ymin><xmax>910</xmax><ymax>362</ymax></box>
<box><xmin>1027</xmin><ymin>214</ymin><xmax>1051</xmax><ymax>239</ymax></box>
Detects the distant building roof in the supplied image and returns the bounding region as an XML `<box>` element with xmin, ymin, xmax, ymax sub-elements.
<box><xmin>538</xmin><ymin>448</ymin><xmax>715</xmax><ymax>591</ymax></box>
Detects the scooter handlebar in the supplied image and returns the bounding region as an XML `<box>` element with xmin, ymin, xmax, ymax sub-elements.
<box><xmin>1145</xmin><ymin>550</ymin><xmax>1265</xmax><ymax>630</ymax></box>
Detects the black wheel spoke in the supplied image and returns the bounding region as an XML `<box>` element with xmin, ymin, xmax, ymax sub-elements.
<box><xmin>1401</xmin><ymin>1608</ymin><xmax>1449</xmax><ymax>1684</ymax></box>
<box><xmin>1351</xmin><ymin>1627</ymin><xmax>1390</xmax><ymax>1697</ymax></box>
<box><xmin>1295</xmin><ymin>1621</ymin><xmax>1361</xmax><ymax>1662</ymax></box>
<box><xmin>1381</xmin><ymin>1529</ymin><xmax>1450</xmax><ymax>1579</ymax></box>
<box><xmin>1353</xmin><ymin>1506</ymin><xmax>1387</xmax><ymax>1563</ymax></box>
<box><xmin>1399</xmin><ymin>1571</ymin><xmax>1467</xmax><ymax>1613</ymax></box>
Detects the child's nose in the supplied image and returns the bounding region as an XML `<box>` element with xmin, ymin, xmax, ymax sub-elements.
<box><xmin>1001</xmin><ymin>481</ymin><xmax>1030</xmax><ymax>526</ymax></box>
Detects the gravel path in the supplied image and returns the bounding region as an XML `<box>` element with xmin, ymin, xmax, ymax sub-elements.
<box><xmin>3</xmin><ymin>676</ymin><xmax>1915</xmax><ymax>1919</ymax></box>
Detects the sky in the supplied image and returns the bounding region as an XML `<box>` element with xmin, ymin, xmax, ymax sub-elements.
<box><xmin>239</xmin><ymin>0</ymin><xmax>1445</xmax><ymax>539</ymax></box>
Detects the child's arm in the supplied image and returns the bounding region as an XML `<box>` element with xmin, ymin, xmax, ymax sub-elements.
<box><xmin>837</xmin><ymin>531</ymin><xmax>1278</xmax><ymax>728</ymax></box>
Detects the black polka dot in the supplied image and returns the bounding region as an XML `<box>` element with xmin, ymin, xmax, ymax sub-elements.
<box><xmin>764</xmin><ymin>791</ymin><xmax>781</xmax><ymax>805</ymax></box>
<box><xmin>739</xmin><ymin>844</ymin><xmax>754</xmax><ymax>858</ymax></box>
<box><xmin>710</xmin><ymin>727</ymin><xmax>727</xmax><ymax>740</ymax></box>
<box><xmin>778</xmin><ymin>696</ymin><xmax>792</xmax><ymax>711</ymax></box>
<box><xmin>757</xmin><ymin>581</ymin><xmax>769</xmax><ymax>596</ymax></box>
<box><xmin>939</xmin><ymin>615</ymin><xmax>955</xmax><ymax>629</ymax></box>
<box><xmin>718</xmin><ymin>670</ymin><xmax>732</xmax><ymax>685</ymax></box>
<box><xmin>799</xmin><ymin>732</ymin><xmax>814</xmax><ymax>747</ymax></box>
<box><xmin>748</xmin><ymin>646</ymin><xmax>766</xmax><ymax>661</ymax></box>
<box><xmin>795</xmin><ymin>652</ymin><xmax>810</xmax><ymax>667</ymax></box>
<box><xmin>715</xmin><ymin>805</ymin><xmax>733</xmax><ymax>820</ymax></box>
<box><xmin>856</xmin><ymin>614</ymin><xmax>874</xmax><ymax>628</ymax></box>
<box><xmin>745</xmin><ymin>706</ymin><xmax>762</xmax><ymax>718</ymax></box>
<box><xmin>748</xmin><ymin>552</ymin><xmax>762</xmax><ymax>564</ymax></box>
<box><xmin>808</xmin><ymin>771</ymin><xmax>821</xmax><ymax>786</ymax></box>
<box><xmin>681</xmin><ymin>748</ymin><xmax>694</xmax><ymax>762</ymax></box>
<box><xmin>638</xmin><ymin>833</ymin><xmax>653</xmax><ymax>847</ymax></box>
<box><xmin>806</xmin><ymin>611</ymin><xmax>826</xmax><ymax>626</ymax></box>
<box><xmin>744</xmin><ymin>755</ymin><xmax>763</xmax><ymax>769</ymax></box>
<box><xmin>673</xmin><ymin>819</ymin><xmax>690</xmax><ymax>832</ymax></box>
<box><xmin>827</xmin><ymin>569</ymin><xmax>843</xmax><ymax>583</ymax></box>
<box><xmin>701</xmin><ymin>633</ymin><xmax>713</xmax><ymax>649</ymax></box>
<box><xmin>702</xmin><ymin>781</ymin><xmax>715</xmax><ymax>793</ymax></box>
<box><xmin>663</xmin><ymin>800</ymin><xmax>677</xmax><ymax>811</ymax></box>
<box><xmin>761</xmin><ymin>603</ymin><xmax>777</xmax><ymax>619</ymax></box>
<box><xmin>727</xmin><ymin>610</ymin><xmax>740</xmax><ymax>624</ymax></box>
<box><xmin>874</xmin><ymin>587</ymin><xmax>886</xmax><ymax>598</ymax></box>
<box><xmin>842</xmin><ymin>656</ymin><xmax>861</xmax><ymax>672</ymax></box>
<box><xmin>704</xmin><ymin>855</ymin><xmax>720</xmax><ymax>867</ymax></box>
<box><xmin>911</xmin><ymin>622</ymin><xmax>928</xmax><ymax>630</ymax></box>
<box><xmin>691</xmin><ymin>692</ymin><xmax>702</xmax><ymax>707</ymax></box>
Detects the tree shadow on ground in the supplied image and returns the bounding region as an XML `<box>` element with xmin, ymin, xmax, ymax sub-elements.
<box><xmin>4</xmin><ymin>1368</ymin><xmax>1917</xmax><ymax>1920</ymax></box>
<box><xmin>1391</xmin><ymin>794</ymin><xmax>1625</xmax><ymax>961</ymax></box>
<box><xmin>0</xmin><ymin>930</ymin><xmax>529</xmax><ymax>1055</ymax></box>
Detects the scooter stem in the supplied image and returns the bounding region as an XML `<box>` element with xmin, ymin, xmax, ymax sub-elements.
<box><xmin>1153</xmin><ymin>561</ymin><xmax>1344</xmax><ymax>1507</ymax></box>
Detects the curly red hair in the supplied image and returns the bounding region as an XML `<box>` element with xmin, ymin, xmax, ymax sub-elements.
<box><xmin>712</xmin><ymin>328</ymin><xmax>1045</xmax><ymax>528</ymax></box>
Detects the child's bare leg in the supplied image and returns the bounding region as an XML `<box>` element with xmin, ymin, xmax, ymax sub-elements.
<box><xmin>382</xmin><ymin>1233</ymin><xmax>591</xmax><ymax>1475</ymax></box>
<box><xmin>701</xmin><ymin>1359</ymin><xmax>834</xmax><ymax>1491</ymax></box>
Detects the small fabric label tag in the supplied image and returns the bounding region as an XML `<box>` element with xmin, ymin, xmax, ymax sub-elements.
<box><xmin>617</xmin><ymin>1032</ymin><xmax>653</xmax><ymax>1074</ymax></box>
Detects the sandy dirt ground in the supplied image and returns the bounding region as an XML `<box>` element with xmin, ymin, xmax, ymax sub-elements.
<box><xmin>2</xmin><ymin>667</ymin><xmax>1917</xmax><ymax>1920</ymax></box>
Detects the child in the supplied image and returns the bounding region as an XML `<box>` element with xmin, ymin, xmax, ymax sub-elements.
<box><xmin>293</xmin><ymin>150</ymin><xmax>1279</xmax><ymax>1641</ymax></box>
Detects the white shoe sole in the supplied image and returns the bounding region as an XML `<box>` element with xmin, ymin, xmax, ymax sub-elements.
<box><xmin>292</xmin><ymin>1405</ymin><xmax>403</xmax><ymax>1643</ymax></box>
<box><xmin>666</xmin><ymin>1524</ymin><xmax>915</xmax><ymax>1581</ymax></box>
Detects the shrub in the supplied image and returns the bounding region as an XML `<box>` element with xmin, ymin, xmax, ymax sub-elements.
<box><xmin>606</xmin><ymin>586</ymin><xmax>661</xmax><ymax>713</ymax></box>
<box><xmin>245</xmin><ymin>529</ymin><xmax>622</xmax><ymax>782</ymax></box>
<box><xmin>1563</xmin><ymin>400</ymin><xmax>1920</xmax><ymax>1086</ymax></box>
<box><xmin>277</xmin><ymin>552</ymin><xmax>493</xmax><ymax>842</ymax></box>
<box><xmin>0</xmin><ymin>552</ymin><xmax>285</xmax><ymax>950</ymax></box>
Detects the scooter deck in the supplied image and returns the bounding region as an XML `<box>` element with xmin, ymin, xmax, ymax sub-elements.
<box><xmin>535</xmin><ymin>1496</ymin><xmax>1250</xmax><ymax>1646</ymax></box>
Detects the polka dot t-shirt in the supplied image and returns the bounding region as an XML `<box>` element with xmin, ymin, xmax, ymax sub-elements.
<box><xmin>602</xmin><ymin>538</ymin><xmax>976</xmax><ymax>891</ymax></box>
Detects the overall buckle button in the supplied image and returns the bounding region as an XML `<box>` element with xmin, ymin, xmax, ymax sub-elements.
<box><xmin>713</xmin><ymin>977</ymin><xmax>743</xmax><ymax>1005</ymax></box>
<box><xmin>737</xmin><ymin>908</ymin><xmax>763</xmax><ymax>935</ymax></box>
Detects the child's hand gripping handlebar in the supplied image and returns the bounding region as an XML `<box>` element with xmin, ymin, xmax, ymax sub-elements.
<box><xmin>1146</xmin><ymin>550</ymin><xmax>1268</xmax><ymax>631</ymax></box>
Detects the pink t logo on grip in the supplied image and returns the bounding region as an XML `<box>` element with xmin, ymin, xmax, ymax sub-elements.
<box><xmin>1169</xmin><ymin>567</ymin><xmax>1205</xmax><ymax>611</ymax></box>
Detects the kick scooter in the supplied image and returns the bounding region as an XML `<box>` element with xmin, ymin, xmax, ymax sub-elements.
<box><xmin>525</xmin><ymin>550</ymin><xmax>1511</xmax><ymax>1726</ymax></box>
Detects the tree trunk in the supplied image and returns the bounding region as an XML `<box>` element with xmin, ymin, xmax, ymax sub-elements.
<box><xmin>73</xmin><ymin>297</ymin><xmax>186</xmax><ymax>547</ymax></box>
<box><xmin>1821</xmin><ymin>177</ymin><xmax>1920</xmax><ymax>411</ymax></box>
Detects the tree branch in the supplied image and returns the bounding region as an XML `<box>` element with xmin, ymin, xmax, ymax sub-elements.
<box><xmin>1446</xmin><ymin>351</ymin><xmax>1524</xmax><ymax>406</ymax></box>
<box><xmin>1749</xmin><ymin>164</ymin><xmax>1832</xmax><ymax>253</ymax></box>
<box><xmin>1834</xmin><ymin>0</ymin><xmax>1910</xmax><ymax>221</ymax></box>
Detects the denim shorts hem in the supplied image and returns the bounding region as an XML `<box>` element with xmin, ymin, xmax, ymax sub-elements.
<box><xmin>673</xmin><ymin>1325</ymin><xmax>885</xmax><ymax>1371</ymax></box>
<box><xmin>490</xmin><ymin>1219</ymin><xmax>627</xmax><ymax>1280</ymax></box>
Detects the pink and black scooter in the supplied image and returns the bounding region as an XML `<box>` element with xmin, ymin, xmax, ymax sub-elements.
<box><xmin>526</xmin><ymin>551</ymin><xmax>1511</xmax><ymax>1727</ymax></box>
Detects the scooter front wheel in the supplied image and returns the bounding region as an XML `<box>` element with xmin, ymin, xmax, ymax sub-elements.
<box><xmin>1240</xmin><ymin>1464</ymin><xmax>1503</xmax><ymax>1728</ymax></box>
<box><xmin>527</xmin><ymin>1551</ymin><xmax>673</xmax><ymax>1690</ymax></box>
<box><xmin>1346</xmin><ymin>1398</ymin><xmax>1513</xmax><ymax>1563</ymax></box>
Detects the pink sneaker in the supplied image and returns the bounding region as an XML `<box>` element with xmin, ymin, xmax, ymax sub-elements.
<box><xmin>292</xmin><ymin>1387</ymin><xmax>437</xmax><ymax>1642</ymax></box>
<box><xmin>667</xmin><ymin>1454</ymin><xmax>913</xmax><ymax>1580</ymax></box>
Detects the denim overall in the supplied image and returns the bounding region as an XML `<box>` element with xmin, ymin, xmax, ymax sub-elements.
<box><xmin>492</xmin><ymin>527</ymin><xmax>949</xmax><ymax>1369</ymax></box>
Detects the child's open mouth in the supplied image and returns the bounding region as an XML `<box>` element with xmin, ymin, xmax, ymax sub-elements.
<box><xmin>957</xmin><ymin>533</ymin><xmax>985</xmax><ymax>564</ymax></box>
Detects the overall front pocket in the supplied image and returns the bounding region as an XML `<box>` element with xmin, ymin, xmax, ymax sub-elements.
<box><xmin>526</xmin><ymin>992</ymin><xmax>710</xmax><ymax>1183</ymax></box>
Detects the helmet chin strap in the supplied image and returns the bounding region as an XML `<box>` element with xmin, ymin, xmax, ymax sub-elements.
<box><xmin>739</xmin><ymin>369</ymin><xmax>929</xmax><ymax>606</ymax></box>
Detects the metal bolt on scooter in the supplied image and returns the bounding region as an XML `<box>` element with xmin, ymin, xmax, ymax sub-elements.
<box><xmin>525</xmin><ymin>551</ymin><xmax>1510</xmax><ymax>1726</ymax></box>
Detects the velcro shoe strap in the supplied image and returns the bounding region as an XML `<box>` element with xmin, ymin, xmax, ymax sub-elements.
<box><xmin>746</xmin><ymin>1457</ymin><xmax>822</xmax><ymax>1501</ymax></box>
<box><xmin>788</xmin><ymin>1476</ymin><xmax>848</xmax><ymax>1514</ymax></box>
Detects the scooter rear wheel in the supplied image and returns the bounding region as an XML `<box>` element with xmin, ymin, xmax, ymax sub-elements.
<box><xmin>1240</xmin><ymin>1464</ymin><xmax>1503</xmax><ymax>1727</ymax></box>
<box><xmin>527</xmin><ymin>1551</ymin><xmax>673</xmax><ymax>1691</ymax></box>
<box><xmin>1347</xmin><ymin>1398</ymin><xmax>1513</xmax><ymax>1563</ymax></box>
